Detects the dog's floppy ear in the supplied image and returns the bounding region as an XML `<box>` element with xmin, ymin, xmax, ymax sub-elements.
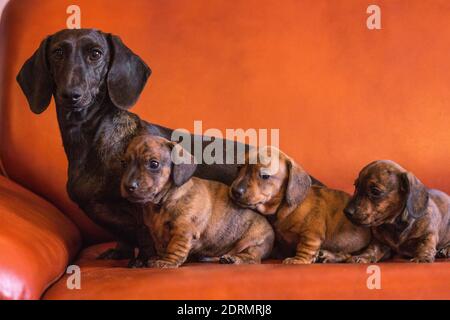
<box><xmin>285</xmin><ymin>156</ymin><xmax>311</xmax><ymax>208</ymax></box>
<box><xmin>16</xmin><ymin>36</ymin><xmax>54</xmax><ymax>114</ymax></box>
<box><xmin>169</xmin><ymin>142</ymin><xmax>197</xmax><ymax>187</ymax></box>
<box><xmin>400</xmin><ymin>171</ymin><xmax>429</xmax><ymax>219</ymax></box>
<box><xmin>107</xmin><ymin>34</ymin><xmax>151</xmax><ymax>109</ymax></box>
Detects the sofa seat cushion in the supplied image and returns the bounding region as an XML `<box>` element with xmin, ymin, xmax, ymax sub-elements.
<box><xmin>43</xmin><ymin>242</ymin><xmax>450</xmax><ymax>300</ymax></box>
<box><xmin>0</xmin><ymin>176</ymin><xmax>81</xmax><ymax>299</ymax></box>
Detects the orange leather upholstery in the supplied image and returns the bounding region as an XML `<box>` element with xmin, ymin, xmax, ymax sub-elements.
<box><xmin>0</xmin><ymin>176</ymin><xmax>81</xmax><ymax>300</ymax></box>
<box><xmin>0</xmin><ymin>0</ymin><xmax>449</xmax><ymax>300</ymax></box>
<box><xmin>43</xmin><ymin>242</ymin><xmax>450</xmax><ymax>300</ymax></box>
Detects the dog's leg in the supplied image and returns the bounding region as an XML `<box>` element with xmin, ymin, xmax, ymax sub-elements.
<box><xmin>411</xmin><ymin>233</ymin><xmax>437</xmax><ymax>263</ymax></box>
<box><xmin>348</xmin><ymin>241</ymin><xmax>391</xmax><ymax>263</ymax></box>
<box><xmin>96</xmin><ymin>241</ymin><xmax>135</xmax><ymax>260</ymax></box>
<box><xmin>317</xmin><ymin>250</ymin><xmax>351</xmax><ymax>263</ymax></box>
<box><xmin>219</xmin><ymin>241</ymin><xmax>269</xmax><ymax>265</ymax></box>
<box><xmin>128</xmin><ymin>225</ymin><xmax>156</xmax><ymax>268</ymax></box>
<box><xmin>86</xmin><ymin>202</ymin><xmax>137</xmax><ymax>260</ymax></box>
<box><xmin>149</xmin><ymin>233</ymin><xmax>193</xmax><ymax>268</ymax></box>
<box><xmin>128</xmin><ymin>208</ymin><xmax>155</xmax><ymax>268</ymax></box>
<box><xmin>283</xmin><ymin>232</ymin><xmax>322</xmax><ymax>264</ymax></box>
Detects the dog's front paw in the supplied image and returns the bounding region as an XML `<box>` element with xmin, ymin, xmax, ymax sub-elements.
<box><xmin>410</xmin><ymin>256</ymin><xmax>434</xmax><ymax>263</ymax></box>
<box><xmin>316</xmin><ymin>250</ymin><xmax>338</xmax><ymax>263</ymax></box>
<box><xmin>347</xmin><ymin>255</ymin><xmax>373</xmax><ymax>264</ymax></box>
<box><xmin>149</xmin><ymin>259</ymin><xmax>180</xmax><ymax>269</ymax></box>
<box><xmin>283</xmin><ymin>257</ymin><xmax>311</xmax><ymax>264</ymax></box>
<box><xmin>219</xmin><ymin>255</ymin><xmax>243</xmax><ymax>264</ymax></box>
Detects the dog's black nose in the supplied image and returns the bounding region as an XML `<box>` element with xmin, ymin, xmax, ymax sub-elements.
<box><xmin>344</xmin><ymin>206</ymin><xmax>355</xmax><ymax>217</ymax></box>
<box><xmin>62</xmin><ymin>90</ymin><xmax>82</xmax><ymax>104</ymax></box>
<box><xmin>231</xmin><ymin>187</ymin><xmax>245</xmax><ymax>199</ymax></box>
<box><xmin>126</xmin><ymin>181</ymin><xmax>139</xmax><ymax>193</ymax></box>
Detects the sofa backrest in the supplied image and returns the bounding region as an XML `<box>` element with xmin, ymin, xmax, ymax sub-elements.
<box><xmin>1</xmin><ymin>0</ymin><xmax>449</xmax><ymax>243</ymax></box>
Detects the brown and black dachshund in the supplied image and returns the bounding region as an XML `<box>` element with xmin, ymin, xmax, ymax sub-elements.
<box><xmin>230</xmin><ymin>147</ymin><xmax>371</xmax><ymax>264</ymax></box>
<box><xmin>344</xmin><ymin>160</ymin><xmax>450</xmax><ymax>263</ymax></box>
<box><xmin>120</xmin><ymin>134</ymin><xmax>274</xmax><ymax>268</ymax></box>
<box><xmin>17</xmin><ymin>29</ymin><xmax>323</xmax><ymax>267</ymax></box>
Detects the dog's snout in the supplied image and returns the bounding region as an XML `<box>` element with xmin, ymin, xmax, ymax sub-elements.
<box><xmin>125</xmin><ymin>181</ymin><xmax>139</xmax><ymax>193</ymax></box>
<box><xmin>61</xmin><ymin>89</ymin><xmax>83</xmax><ymax>104</ymax></box>
<box><xmin>231</xmin><ymin>186</ymin><xmax>245</xmax><ymax>199</ymax></box>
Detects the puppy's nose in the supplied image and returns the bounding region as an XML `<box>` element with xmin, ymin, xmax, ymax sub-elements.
<box><xmin>126</xmin><ymin>181</ymin><xmax>139</xmax><ymax>193</ymax></box>
<box><xmin>231</xmin><ymin>187</ymin><xmax>245</xmax><ymax>199</ymax></box>
<box><xmin>62</xmin><ymin>89</ymin><xmax>82</xmax><ymax>104</ymax></box>
<box><xmin>344</xmin><ymin>206</ymin><xmax>355</xmax><ymax>217</ymax></box>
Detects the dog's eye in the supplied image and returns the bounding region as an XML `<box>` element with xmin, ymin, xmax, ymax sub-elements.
<box><xmin>89</xmin><ymin>49</ymin><xmax>103</xmax><ymax>61</ymax></box>
<box><xmin>148</xmin><ymin>160</ymin><xmax>160</xmax><ymax>170</ymax></box>
<box><xmin>369</xmin><ymin>186</ymin><xmax>383</xmax><ymax>197</ymax></box>
<box><xmin>260</xmin><ymin>173</ymin><xmax>270</xmax><ymax>180</ymax></box>
<box><xmin>52</xmin><ymin>48</ymin><xmax>64</xmax><ymax>60</ymax></box>
<box><xmin>121</xmin><ymin>160</ymin><xmax>128</xmax><ymax>169</ymax></box>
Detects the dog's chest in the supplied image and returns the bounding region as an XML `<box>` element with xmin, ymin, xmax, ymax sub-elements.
<box><xmin>273</xmin><ymin>218</ymin><xmax>300</xmax><ymax>252</ymax></box>
<box><xmin>67</xmin><ymin>149</ymin><xmax>123</xmax><ymax>202</ymax></box>
<box><xmin>66</xmin><ymin>117</ymin><xmax>134</xmax><ymax>202</ymax></box>
<box><xmin>145</xmin><ymin>208</ymin><xmax>176</xmax><ymax>255</ymax></box>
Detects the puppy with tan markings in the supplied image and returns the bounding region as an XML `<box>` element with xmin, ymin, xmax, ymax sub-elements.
<box><xmin>344</xmin><ymin>160</ymin><xmax>450</xmax><ymax>263</ymax></box>
<box><xmin>230</xmin><ymin>146</ymin><xmax>371</xmax><ymax>264</ymax></box>
<box><xmin>120</xmin><ymin>134</ymin><xmax>274</xmax><ymax>268</ymax></box>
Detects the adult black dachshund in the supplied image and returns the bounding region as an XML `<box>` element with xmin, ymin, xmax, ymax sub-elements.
<box><xmin>17</xmin><ymin>29</ymin><xmax>322</xmax><ymax>267</ymax></box>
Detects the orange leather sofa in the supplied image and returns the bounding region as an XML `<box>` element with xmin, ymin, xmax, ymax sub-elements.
<box><xmin>0</xmin><ymin>0</ymin><xmax>449</xmax><ymax>300</ymax></box>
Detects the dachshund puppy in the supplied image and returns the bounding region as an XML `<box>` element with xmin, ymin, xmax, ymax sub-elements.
<box><xmin>230</xmin><ymin>147</ymin><xmax>371</xmax><ymax>264</ymax></box>
<box><xmin>344</xmin><ymin>160</ymin><xmax>450</xmax><ymax>263</ymax></box>
<box><xmin>120</xmin><ymin>135</ymin><xmax>274</xmax><ymax>268</ymax></box>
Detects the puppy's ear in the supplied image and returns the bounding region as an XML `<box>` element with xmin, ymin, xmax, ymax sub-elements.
<box><xmin>169</xmin><ymin>142</ymin><xmax>197</xmax><ymax>187</ymax></box>
<box><xmin>107</xmin><ymin>34</ymin><xmax>151</xmax><ymax>109</ymax></box>
<box><xmin>285</xmin><ymin>156</ymin><xmax>311</xmax><ymax>208</ymax></box>
<box><xmin>16</xmin><ymin>36</ymin><xmax>54</xmax><ymax>114</ymax></box>
<box><xmin>400</xmin><ymin>172</ymin><xmax>429</xmax><ymax>219</ymax></box>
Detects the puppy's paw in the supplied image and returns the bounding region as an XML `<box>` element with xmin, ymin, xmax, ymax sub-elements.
<box><xmin>149</xmin><ymin>259</ymin><xmax>180</xmax><ymax>269</ymax></box>
<box><xmin>410</xmin><ymin>256</ymin><xmax>434</xmax><ymax>263</ymax></box>
<box><xmin>96</xmin><ymin>248</ymin><xmax>132</xmax><ymax>260</ymax></box>
<box><xmin>316</xmin><ymin>250</ymin><xmax>345</xmax><ymax>263</ymax></box>
<box><xmin>219</xmin><ymin>255</ymin><xmax>244</xmax><ymax>264</ymax></box>
<box><xmin>347</xmin><ymin>255</ymin><xmax>373</xmax><ymax>264</ymax></box>
<box><xmin>283</xmin><ymin>257</ymin><xmax>311</xmax><ymax>264</ymax></box>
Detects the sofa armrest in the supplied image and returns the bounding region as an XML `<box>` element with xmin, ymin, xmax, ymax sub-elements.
<box><xmin>0</xmin><ymin>176</ymin><xmax>81</xmax><ymax>299</ymax></box>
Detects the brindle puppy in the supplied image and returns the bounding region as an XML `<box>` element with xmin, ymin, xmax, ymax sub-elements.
<box><xmin>120</xmin><ymin>135</ymin><xmax>274</xmax><ymax>268</ymax></box>
<box><xmin>344</xmin><ymin>160</ymin><xmax>450</xmax><ymax>263</ymax></box>
<box><xmin>230</xmin><ymin>147</ymin><xmax>371</xmax><ymax>264</ymax></box>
